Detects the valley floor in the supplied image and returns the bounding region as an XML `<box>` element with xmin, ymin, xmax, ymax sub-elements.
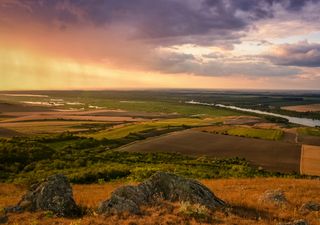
<box><xmin>1</xmin><ymin>178</ymin><xmax>320</xmax><ymax>225</ymax></box>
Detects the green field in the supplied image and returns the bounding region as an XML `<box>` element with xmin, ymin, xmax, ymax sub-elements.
<box><xmin>83</xmin><ymin>118</ymin><xmax>221</xmax><ymax>140</ymax></box>
<box><xmin>298</xmin><ymin>127</ymin><xmax>320</xmax><ymax>136</ymax></box>
<box><xmin>227</xmin><ymin>127</ymin><xmax>283</xmax><ymax>140</ymax></box>
<box><xmin>200</xmin><ymin>126</ymin><xmax>283</xmax><ymax>140</ymax></box>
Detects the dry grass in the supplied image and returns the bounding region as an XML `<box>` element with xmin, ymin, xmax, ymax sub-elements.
<box><xmin>1</xmin><ymin>178</ymin><xmax>320</xmax><ymax>225</ymax></box>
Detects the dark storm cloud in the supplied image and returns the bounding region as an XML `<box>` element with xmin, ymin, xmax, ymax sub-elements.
<box><xmin>2</xmin><ymin>0</ymin><xmax>319</xmax><ymax>44</ymax></box>
<box><xmin>148</xmin><ymin>51</ymin><xmax>301</xmax><ymax>77</ymax></box>
<box><xmin>266</xmin><ymin>42</ymin><xmax>320</xmax><ymax>67</ymax></box>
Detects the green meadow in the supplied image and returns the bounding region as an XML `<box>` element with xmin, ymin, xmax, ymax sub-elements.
<box><xmin>227</xmin><ymin>127</ymin><xmax>283</xmax><ymax>140</ymax></box>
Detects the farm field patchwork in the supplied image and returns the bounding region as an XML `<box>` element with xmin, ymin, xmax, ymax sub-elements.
<box><xmin>82</xmin><ymin>118</ymin><xmax>223</xmax><ymax>140</ymax></box>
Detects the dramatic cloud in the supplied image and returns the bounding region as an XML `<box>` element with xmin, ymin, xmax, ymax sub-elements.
<box><xmin>266</xmin><ymin>41</ymin><xmax>320</xmax><ymax>67</ymax></box>
<box><xmin>2</xmin><ymin>0</ymin><xmax>319</xmax><ymax>45</ymax></box>
<box><xmin>1</xmin><ymin>0</ymin><xmax>320</xmax><ymax>89</ymax></box>
<box><xmin>150</xmin><ymin>51</ymin><xmax>300</xmax><ymax>77</ymax></box>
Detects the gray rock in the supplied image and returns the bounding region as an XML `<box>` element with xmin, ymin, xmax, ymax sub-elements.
<box><xmin>278</xmin><ymin>219</ymin><xmax>308</xmax><ymax>225</ymax></box>
<box><xmin>98</xmin><ymin>171</ymin><xmax>225</xmax><ymax>215</ymax></box>
<box><xmin>10</xmin><ymin>174</ymin><xmax>80</xmax><ymax>217</ymax></box>
<box><xmin>260</xmin><ymin>189</ymin><xmax>288</xmax><ymax>205</ymax></box>
<box><xmin>300</xmin><ymin>201</ymin><xmax>320</xmax><ymax>212</ymax></box>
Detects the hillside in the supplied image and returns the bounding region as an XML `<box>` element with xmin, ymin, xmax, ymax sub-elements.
<box><xmin>1</xmin><ymin>178</ymin><xmax>319</xmax><ymax>225</ymax></box>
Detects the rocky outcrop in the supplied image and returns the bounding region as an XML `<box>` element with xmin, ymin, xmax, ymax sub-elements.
<box><xmin>6</xmin><ymin>174</ymin><xmax>80</xmax><ymax>217</ymax></box>
<box><xmin>98</xmin><ymin>171</ymin><xmax>225</xmax><ymax>215</ymax></box>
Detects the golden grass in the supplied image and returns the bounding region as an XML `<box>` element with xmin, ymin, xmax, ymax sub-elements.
<box><xmin>1</xmin><ymin>178</ymin><xmax>320</xmax><ymax>225</ymax></box>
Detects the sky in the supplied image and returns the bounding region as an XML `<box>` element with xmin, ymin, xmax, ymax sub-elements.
<box><xmin>0</xmin><ymin>0</ymin><xmax>320</xmax><ymax>90</ymax></box>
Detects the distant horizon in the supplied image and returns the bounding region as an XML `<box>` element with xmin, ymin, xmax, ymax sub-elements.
<box><xmin>1</xmin><ymin>88</ymin><xmax>320</xmax><ymax>93</ymax></box>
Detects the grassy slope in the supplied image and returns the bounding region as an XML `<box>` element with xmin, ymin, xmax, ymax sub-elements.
<box><xmin>1</xmin><ymin>178</ymin><xmax>319</xmax><ymax>225</ymax></box>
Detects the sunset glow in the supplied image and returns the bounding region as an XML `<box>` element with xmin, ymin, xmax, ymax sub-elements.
<box><xmin>1</xmin><ymin>0</ymin><xmax>320</xmax><ymax>90</ymax></box>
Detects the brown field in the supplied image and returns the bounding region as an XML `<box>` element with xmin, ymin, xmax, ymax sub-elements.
<box><xmin>281</xmin><ymin>104</ymin><xmax>320</xmax><ymax>112</ymax></box>
<box><xmin>300</xmin><ymin>145</ymin><xmax>320</xmax><ymax>176</ymax></box>
<box><xmin>1</xmin><ymin>178</ymin><xmax>320</xmax><ymax>225</ymax></box>
<box><xmin>0</xmin><ymin>121</ymin><xmax>117</xmax><ymax>136</ymax></box>
<box><xmin>118</xmin><ymin>130</ymin><xmax>301</xmax><ymax>173</ymax></box>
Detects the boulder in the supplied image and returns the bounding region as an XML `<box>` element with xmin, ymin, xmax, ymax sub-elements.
<box><xmin>6</xmin><ymin>174</ymin><xmax>80</xmax><ymax>217</ymax></box>
<box><xmin>98</xmin><ymin>171</ymin><xmax>225</xmax><ymax>215</ymax></box>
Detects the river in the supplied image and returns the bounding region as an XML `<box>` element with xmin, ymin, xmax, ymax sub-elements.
<box><xmin>186</xmin><ymin>100</ymin><xmax>320</xmax><ymax>127</ymax></box>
